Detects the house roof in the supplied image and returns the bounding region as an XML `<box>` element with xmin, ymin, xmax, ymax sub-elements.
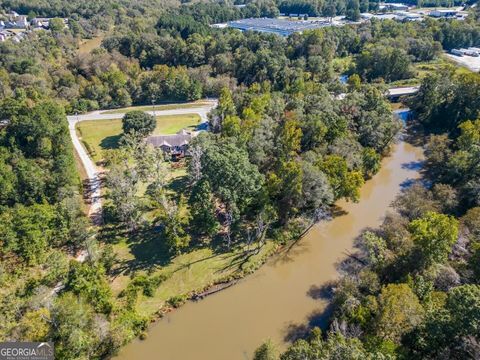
<box><xmin>147</xmin><ymin>133</ymin><xmax>192</xmax><ymax>148</ymax></box>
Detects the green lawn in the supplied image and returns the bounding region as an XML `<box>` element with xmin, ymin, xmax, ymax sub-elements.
<box><xmin>76</xmin><ymin>114</ymin><xmax>200</xmax><ymax>162</ymax></box>
<box><xmin>101</xmin><ymin>101</ymin><xmax>211</xmax><ymax>114</ymax></box>
<box><xmin>106</xmin><ymin>227</ymin><xmax>277</xmax><ymax>316</ymax></box>
<box><xmin>77</xmin><ymin>104</ymin><xmax>263</xmax><ymax>317</ymax></box>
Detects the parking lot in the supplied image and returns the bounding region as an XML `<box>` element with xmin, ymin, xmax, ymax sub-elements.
<box><xmin>446</xmin><ymin>53</ymin><xmax>480</xmax><ymax>72</ymax></box>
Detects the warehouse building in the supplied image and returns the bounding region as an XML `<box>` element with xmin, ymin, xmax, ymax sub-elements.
<box><xmin>227</xmin><ymin>18</ymin><xmax>332</xmax><ymax>36</ymax></box>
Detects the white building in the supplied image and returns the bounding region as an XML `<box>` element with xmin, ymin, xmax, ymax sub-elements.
<box><xmin>451</xmin><ymin>48</ymin><xmax>480</xmax><ymax>57</ymax></box>
<box><xmin>14</xmin><ymin>15</ymin><xmax>28</xmax><ymax>28</ymax></box>
<box><xmin>379</xmin><ymin>3</ymin><xmax>409</xmax><ymax>11</ymax></box>
<box><xmin>5</xmin><ymin>13</ymin><xmax>29</xmax><ymax>29</ymax></box>
<box><xmin>0</xmin><ymin>30</ymin><xmax>14</xmax><ymax>42</ymax></box>
<box><xmin>396</xmin><ymin>11</ymin><xmax>423</xmax><ymax>21</ymax></box>
<box><xmin>451</xmin><ymin>49</ymin><xmax>464</xmax><ymax>56</ymax></box>
<box><xmin>429</xmin><ymin>9</ymin><xmax>458</xmax><ymax>17</ymax></box>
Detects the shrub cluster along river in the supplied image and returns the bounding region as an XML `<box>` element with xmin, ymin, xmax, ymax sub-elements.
<box><xmin>116</xmin><ymin>140</ymin><xmax>424</xmax><ymax>360</ymax></box>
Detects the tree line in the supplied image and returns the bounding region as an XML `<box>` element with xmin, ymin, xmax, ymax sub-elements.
<box><xmin>254</xmin><ymin>70</ymin><xmax>480</xmax><ymax>360</ymax></box>
<box><xmin>103</xmin><ymin>79</ymin><xmax>399</xmax><ymax>254</ymax></box>
<box><xmin>1</xmin><ymin>1</ymin><xmax>479</xmax><ymax>116</ymax></box>
<box><xmin>0</xmin><ymin>1</ymin><xmax>479</xmax><ymax>359</ymax></box>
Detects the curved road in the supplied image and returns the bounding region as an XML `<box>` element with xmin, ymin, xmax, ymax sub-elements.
<box><xmin>67</xmin><ymin>100</ymin><xmax>218</xmax><ymax>221</ymax></box>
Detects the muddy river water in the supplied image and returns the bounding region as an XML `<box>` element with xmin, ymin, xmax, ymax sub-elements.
<box><xmin>116</xmin><ymin>140</ymin><xmax>424</xmax><ymax>360</ymax></box>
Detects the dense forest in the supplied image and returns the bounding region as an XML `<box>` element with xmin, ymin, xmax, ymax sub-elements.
<box><xmin>0</xmin><ymin>1</ymin><xmax>479</xmax><ymax>113</ymax></box>
<box><xmin>0</xmin><ymin>0</ymin><xmax>472</xmax><ymax>22</ymax></box>
<box><xmin>253</xmin><ymin>66</ymin><xmax>480</xmax><ymax>360</ymax></box>
<box><xmin>277</xmin><ymin>0</ymin><xmax>472</xmax><ymax>16</ymax></box>
<box><xmin>0</xmin><ymin>0</ymin><xmax>479</xmax><ymax>359</ymax></box>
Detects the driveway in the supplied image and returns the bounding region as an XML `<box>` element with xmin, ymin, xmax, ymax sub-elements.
<box><xmin>67</xmin><ymin>100</ymin><xmax>218</xmax><ymax>222</ymax></box>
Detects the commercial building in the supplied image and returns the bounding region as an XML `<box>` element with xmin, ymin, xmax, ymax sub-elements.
<box><xmin>379</xmin><ymin>3</ymin><xmax>410</xmax><ymax>11</ymax></box>
<box><xmin>227</xmin><ymin>18</ymin><xmax>332</xmax><ymax>36</ymax></box>
<box><xmin>429</xmin><ymin>9</ymin><xmax>458</xmax><ymax>18</ymax></box>
<box><xmin>451</xmin><ymin>47</ymin><xmax>480</xmax><ymax>57</ymax></box>
<box><xmin>395</xmin><ymin>11</ymin><xmax>423</xmax><ymax>21</ymax></box>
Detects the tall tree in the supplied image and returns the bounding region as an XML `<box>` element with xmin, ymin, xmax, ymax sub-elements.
<box><xmin>122</xmin><ymin>111</ymin><xmax>156</xmax><ymax>137</ymax></box>
<box><xmin>375</xmin><ymin>283</ymin><xmax>424</xmax><ymax>343</ymax></box>
<box><xmin>409</xmin><ymin>211</ymin><xmax>458</xmax><ymax>269</ymax></box>
<box><xmin>345</xmin><ymin>0</ymin><xmax>360</xmax><ymax>21</ymax></box>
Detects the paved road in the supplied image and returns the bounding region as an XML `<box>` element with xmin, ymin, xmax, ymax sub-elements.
<box><xmin>67</xmin><ymin>100</ymin><xmax>218</xmax><ymax>223</ymax></box>
<box><xmin>445</xmin><ymin>53</ymin><xmax>480</xmax><ymax>72</ymax></box>
<box><xmin>69</xmin><ymin>100</ymin><xmax>217</xmax><ymax>122</ymax></box>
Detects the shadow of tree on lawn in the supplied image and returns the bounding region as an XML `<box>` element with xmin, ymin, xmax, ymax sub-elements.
<box><xmin>100</xmin><ymin>134</ymin><xmax>121</xmax><ymax>151</ymax></box>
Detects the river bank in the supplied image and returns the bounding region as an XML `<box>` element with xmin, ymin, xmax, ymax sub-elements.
<box><xmin>114</xmin><ymin>139</ymin><xmax>424</xmax><ymax>360</ymax></box>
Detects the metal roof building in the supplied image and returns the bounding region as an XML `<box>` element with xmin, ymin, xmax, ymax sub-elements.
<box><xmin>227</xmin><ymin>18</ymin><xmax>332</xmax><ymax>36</ymax></box>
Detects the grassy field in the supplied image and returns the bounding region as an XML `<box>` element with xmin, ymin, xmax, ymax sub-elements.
<box><xmin>76</xmin><ymin>103</ymin><xmax>276</xmax><ymax>318</ymax></box>
<box><xmin>101</xmin><ymin>101</ymin><xmax>211</xmax><ymax>114</ymax></box>
<box><xmin>409</xmin><ymin>6</ymin><xmax>463</xmax><ymax>13</ymax></box>
<box><xmin>389</xmin><ymin>55</ymin><xmax>474</xmax><ymax>87</ymax></box>
<box><xmin>338</xmin><ymin>54</ymin><xmax>474</xmax><ymax>88</ymax></box>
<box><xmin>78</xmin><ymin>35</ymin><xmax>105</xmax><ymax>55</ymax></box>
<box><xmin>76</xmin><ymin>114</ymin><xmax>200</xmax><ymax>162</ymax></box>
<box><xmin>104</xmin><ymin>225</ymin><xmax>277</xmax><ymax>316</ymax></box>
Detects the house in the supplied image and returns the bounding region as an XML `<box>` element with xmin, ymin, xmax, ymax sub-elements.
<box><xmin>31</xmin><ymin>18</ymin><xmax>50</xmax><ymax>28</ymax></box>
<box><xmin>31</xmin><ymin>17</ymin><xmax>69</xmax><ymax>29</ymax></box>
<box><xmin>14</xmin><ymin>15</ymin><xmax>28</xmax><ymax>28</ymax></box>
<box><xmin>0</xmin><ymin>30</ymin><xmax>15</xmax><ymax>42</ymax></box>
<box><xmin>4</xmin><ymin>13</ymin><xmax>29</xmax><ymax>29</ymax></box>
<box><xmin>146</xmin><ymin>129</ymin><xmax>197</xmax><ymax>159</ymax></box>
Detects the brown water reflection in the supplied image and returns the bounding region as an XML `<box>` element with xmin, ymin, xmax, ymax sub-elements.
<box><xmin>115</xmin><ymin>141</ymin><xmax>423</xmax><ymax>360</ymax></box>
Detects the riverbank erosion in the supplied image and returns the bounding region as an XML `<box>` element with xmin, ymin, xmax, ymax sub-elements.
<box><xmin>114</xmin><ymin>140</ymin><xmax>424</xmax><ymax>360</ymax></box>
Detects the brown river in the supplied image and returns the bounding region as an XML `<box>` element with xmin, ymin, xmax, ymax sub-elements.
<box><xmin>116</xmin><ymin>140</ymin><xmax>424</xmax><ymax>360</ymax></box>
